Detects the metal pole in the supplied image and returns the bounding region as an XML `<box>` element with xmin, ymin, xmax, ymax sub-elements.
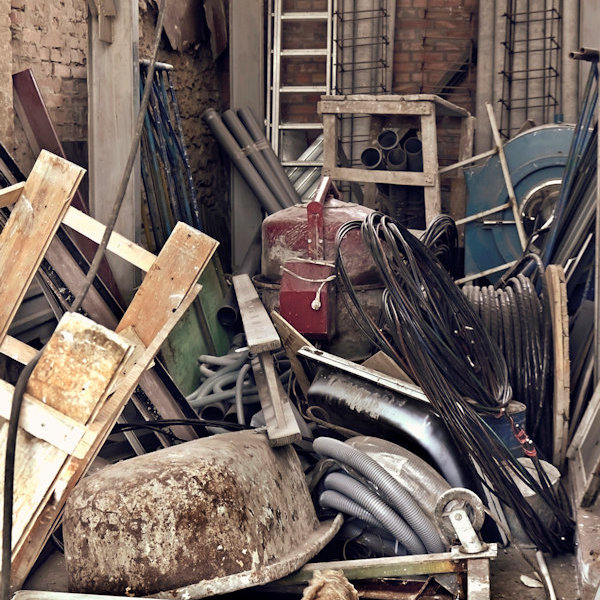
<box><xmin>485</xmin><ymin>102</ymin><xmax>528</xmax><ymax>249</ymax></box>
<box><xmin>594</xmin><ymin>64</ymin><xmax>600</xmax><ymax>385</ymax></box>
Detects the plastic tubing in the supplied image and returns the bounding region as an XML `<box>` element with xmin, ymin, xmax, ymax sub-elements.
<box><xmin>314</xmin><ymin>437</ymin><xmax>445</xmax><ymax>553</ymax></box>
<box><xmin>323</xmin><ymin>472</ymin><xmax>426</xmax><ymax>555</ymax></box>
<box><xmin>235</xmin><ymin>363</ymin><xmax>252</xmax><ymax>426</ymax></box>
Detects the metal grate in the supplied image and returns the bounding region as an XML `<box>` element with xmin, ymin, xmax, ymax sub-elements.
<box><xmin>499</xmin><ymin>2</ymin><xmax>561</xmax><ymax>139</ymax></box>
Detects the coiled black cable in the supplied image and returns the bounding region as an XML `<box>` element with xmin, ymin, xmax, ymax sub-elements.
<box><xmin>419</xmin><ymin>214</ymin><xmax>459</xmax><ymax>278</ymax></box>
<box><xmin>335</xmin><ymin>212</ymin><xmax>573</xmax><ymax>554</ymax></box>
<box><xmin>463</xmin><ymin>274</ymin><xmax>553</xmax><ymax>457</ymax></box>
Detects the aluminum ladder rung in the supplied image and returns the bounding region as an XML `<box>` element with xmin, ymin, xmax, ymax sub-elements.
<box><xmin>280</xmin><ymin>85</ymin><xmax>328</xmax><ymax>93</ymax></box>
<box><xmin>279</xmin><ymin>122</ymin><xmax>323</xmax><ymax>130</ymax></box>
<box><xmin>281</xmin><ymin>11</ymin><xmax>328</xmax><ymax>20</ymax></box>
<box><xmin>280</xmin><ymin>48</ymin><xmax>328</xmax><ymax>57</ymax></box>
<box><xmin>281</xmin><ymin>160</ymin><xmax>323</xmax><ymax>168</ymax></box>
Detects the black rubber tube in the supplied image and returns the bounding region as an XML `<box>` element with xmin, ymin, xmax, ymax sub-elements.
<box><xmin>222</xmin><ymin>110</ymin><xmax>293</xmax><ymax>208</ymax></box>
<box><xmin>202</xmin><ymin>108</ymin><xmax>282</xmax><ymax>215</ymax></box>
<box><xmin>237</xmin><ymin>107</ymin><xmax>300</xmax><ymax>207</ymax></box>
<box><xmin>404</xmin><ymin>137</ymin><xmax>423</xmax><ymax>171</ymax></box>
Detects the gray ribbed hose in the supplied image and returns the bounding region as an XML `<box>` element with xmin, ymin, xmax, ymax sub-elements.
<box><xmin>319</xmin><ymin>489</ymin><xmax>385</xmax><ymax>530</ymax></box>
<box><xmin>340</xmin><ymin>521</ymin><xmax>407</xmax><ymax>557</ymax></box>
<box><xmin>323</xmin><ymin>472</ymin><xmax>425</xmax><ymax>555</ymax></box>
<box><xmin>313</xmin><ymin>437</ymin><xmax>445</xmax><ymax>553</ymax></box>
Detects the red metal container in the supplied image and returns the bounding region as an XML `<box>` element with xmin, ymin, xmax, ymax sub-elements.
<box><xmin>259</xmin><ymin>178</ymin><xmax>382</xmax><ymax>357</ymax></box>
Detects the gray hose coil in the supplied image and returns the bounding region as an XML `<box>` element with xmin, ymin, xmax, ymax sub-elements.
<box><xmin>319</xmin><ymin>489</ymin><xmax>384</xmax><ymax>529</ymax></box>
<box><xmin>314</xmin><ymin>437</ymin><xmax>445</xmax><ymax>553</ymax></box>
<box><xmin>323</xmin><ymin>472</ymin><xmax>426</xmax><ymax>555</ymax></box>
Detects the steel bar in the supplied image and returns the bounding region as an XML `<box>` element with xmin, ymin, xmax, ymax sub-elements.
<box><xmin>439</xmin><ymin>148</ymin><xmax>497</xmax><ymax>174</ymax></box>
<box><xmin>455</xmin><ymin>261</ymin><xmax>517</xmax><ymax>285</ymax></box>
<box><xmin>455</xmin><ymin>203</ymin><xmax>511</xmax><ymax>226</ymax></box>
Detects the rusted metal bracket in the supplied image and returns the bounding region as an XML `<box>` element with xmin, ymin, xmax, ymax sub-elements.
<box><xmin>87</xmin><ymin>0</ymin><xmax>117</xmax><ymax>43</ymax></box>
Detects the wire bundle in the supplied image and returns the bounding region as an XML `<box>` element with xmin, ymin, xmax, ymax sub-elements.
<box><xmin>419</xmin><ymin>214</ymin><xmax>459</xmax><ymax>278</ymax></box>
<box><xmin>335</xmin><ymin>212</ymin><xmax>573</xmax><ymax>553</ymax></box>
<box><xmin>463</xmin><ymin>275</ymin><xmax>553</xmax><ymax>456</ymax></box>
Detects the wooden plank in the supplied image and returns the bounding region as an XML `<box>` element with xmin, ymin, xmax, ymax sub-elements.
<box><xmin>0</xmin><ymin>181</ymin><xmax>24</xmax><ymax>208</ymax></box>
<box><xmin>420</xmin><ymin>109</ymin><xmax>441</xmax><ymax>225</ymax></box>
<box><xmin>232</xmin><ymin>274</ymin><xmax>281</xmax><ymax>353</ymax></box>
<box><xmin>116</xmin><ymin>222</ymin><xmax>218</xmax><ymax>345</ymax></box>
<box><xmin>27</xmin><ymin>312</ymin><xmax>132</xmax><ymax>424</ymax></box>
<box><xmin>439</xmin><ymin>148</ymin><xmax>496</xmax><ymax>175</ymax></box>
<box><xmin>0</xmin><ymin>150</ymin><xmax>84</xmax><ymax>345</ymax></box>
<box><xmin>485</xmin><ymin>103</ymin><xmax>527</xmax><ymax>250</ymax></box>
<box><xmin>318</xmin><ymin>99</ymin><xmax>432</xmax><ymax>116</ymax></box>
<box><xmin>62</xmin><ymin>207</ymin><xmax>156</xmax><ymax>272</ymax></box>
<box><xmin>321</xmin><ymin>114</ymin><xmax>337</xmax><ymax>178</ymax></box>
<box><xmin>0</xmin><ymin>380</ymin><xmax>85</xmax><ymax>454</ymax></box>
<box><xmin>2</xmin><ymin>312</ymin><xmax>131</xmax><ymax>564</ymax></box>
<box><xmin>545</xmin><ymin>265</ymin><xmax>570</xmax><ymax>469</ymax></box>
<box><xmin>323</xmin><ymin>166</ymin><xmax>435</xmax><ymax>187</ymax></box>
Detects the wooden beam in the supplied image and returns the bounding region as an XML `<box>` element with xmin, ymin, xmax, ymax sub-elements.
<box><xmin>62</xmin><ymin>207</ymin><xmax>156</xmax><ymax>272</ymax></box>
<box><xmin>545</xmin><ymin>265</ymin><xmax>570</xmax><ymax>469</ymax></box>
<box><xmin>232</xmin><ymin>274</ymin><xmax>281</xmax><ymax>353</ymax></box>
<box><xmin>116</xmin><ymin>222</ymin><xmax>218</xmax><ymax>345</ymax></box>
<box><xmin>0</xmin><ymin>150</ymin><xmax>84</xmax><ymax>346</ymax></box>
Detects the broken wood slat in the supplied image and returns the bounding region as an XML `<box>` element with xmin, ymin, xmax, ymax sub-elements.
<box><xmin>0</xmin><ymin>183</ymin><xmax>156</xmax><ymax>273</ymax></box>
<box><xmin>0</xmin><ymin>379</ymin><xmax>85</xmax><ymax>455</ymax></box>
<box><xmin>1</xmin><ymin>312</ymin><xmax>131</xmax><ymax>560</ymax></box>
<box><xmin>27</xmin><ymin>312</ymin><xmax>132</xmax><ymax>424</ymax></box>
<box><xmin>467</xmin><ymin>558</ymin><xmax>491</xmax><ymax>600</ymax></box>
<box><xmin>545</xmin><ymin>265</ymin><xmax>570</xmax><ymax>470</ymax></box>
<box><xmin>0</xmin><ymin>334</ymin><xmax>37</xmax><ymax>364</ymax></box>
<box><xmin>117</xmin><ymin>222</ymin><xmax>218</xmax><ymax>345</ymax></box>
<box><xmin>232</xmin><ymin>274</ymin><xmax>281</xmax><ymax>353</ymax></box>
<box><xmin>0</xmin><ymin>150</ymin><xmax>84</xmax><ymax>346</ymax></box>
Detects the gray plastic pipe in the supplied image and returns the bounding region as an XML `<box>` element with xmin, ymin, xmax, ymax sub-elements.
<box><xmin>319</xmin><ymin>489</ymin><xmax>385</xmax><ymax>529</ymax></box>
<box><xmin>404</xmin><ymin>137</ymin><xmax>423</xmax><ymax>171</ymax></box>
<box><xmin>323</xmin><ymin>472</ymin><xmax>426</xmax><ymax>555</ymax></box>
<box><xmin>314</xmin><ymin>437</ymin><xmax>445</xmax><ymax>553</ymax></box>
<box><xmin>237</xmin><ymin>107</ymin><xmax>300</xmax><ymax>206</ymax></box>
<box><xmin>222</xmin><ymin>110</ymin><xmax>293</xmax><ymax>208</ymax></box>
<box><xmin>347</xmin><ymin>436</ymin><xmax>450</xmax><ymax>523</ymax></box>
<box><xmin>235</xmin><ymin>363</ymin><xmax>252</xmax><ymax>426</ymax></box>
<box><xmin>202</xmin><ymin>108</ymin><xmax>282</xmax><ymax>214</ymax></box>
<box><xmin>386</xmin><ymin>147</ymin><xmax>407</xmax><ymax>171</ymax></box>
<box><xmin>377</xmin><ymin>129</ymin><xmax>400</xmax><ymax>151</ymax></box>
<box><xmin>360</xmin><ymin>147</ymin><xmax>384</xmax><ymax>170</ymax></box>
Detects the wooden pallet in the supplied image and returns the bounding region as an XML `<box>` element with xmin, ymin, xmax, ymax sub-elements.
<box><xmin>0</xmin><ymin>150</ymin><xmax>218</xmax><ymax>589</ymax></box>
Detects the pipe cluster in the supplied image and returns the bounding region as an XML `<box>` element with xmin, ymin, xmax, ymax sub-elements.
<box><xmin>360</xmin><ymin>130</ymin><xmax>425</xmax><ymax>229</ymax></box>
<box><xmin>314</xmin><ymin>436</ymin><xmax>448</xmax><ymax>556</ymax></box>
<box><xmin>202</xmin><ymin>107</ymin><xmax>299</xmax><ymax>215</ymax></box>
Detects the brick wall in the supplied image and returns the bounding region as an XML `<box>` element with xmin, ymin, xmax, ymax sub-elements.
<box><xmin>10</xmin><ymin>0</ymin><xmax>88</xmax><ymax>173</ymax></box>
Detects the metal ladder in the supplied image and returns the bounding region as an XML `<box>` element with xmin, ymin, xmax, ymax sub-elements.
<box><xmin>267</xmin><ymin>0</ymin><xmax>336</xmax><ymax>167</ymax></box>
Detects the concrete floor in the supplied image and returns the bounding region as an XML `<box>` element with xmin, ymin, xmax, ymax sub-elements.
<box><xmin>24</xmin><ymin>544</ymin><xmax>580</xmax><ymax>598</ymax></box>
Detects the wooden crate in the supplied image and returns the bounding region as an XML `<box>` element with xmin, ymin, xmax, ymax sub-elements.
<box><xmin>317</xmin><ymin>94</ymin><xmax>472</xmax><ymax>225</ymax></box>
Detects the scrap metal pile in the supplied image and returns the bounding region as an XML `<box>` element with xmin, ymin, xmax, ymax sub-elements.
<box><xmin>7</xmin><ymin>63</ymin><xmax>600</xmax><ymax>600</ymax></box>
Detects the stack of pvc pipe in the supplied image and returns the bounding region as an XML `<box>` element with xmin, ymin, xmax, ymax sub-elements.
<box><xmin>203</xmin><ymin>107</ymin><xmax>300</xmax><ymax>214</ymax></box>
<box><xmin>360</xmin><ymin>130</ymin><xmax>425</xmax><ymax>228</ymax></box>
